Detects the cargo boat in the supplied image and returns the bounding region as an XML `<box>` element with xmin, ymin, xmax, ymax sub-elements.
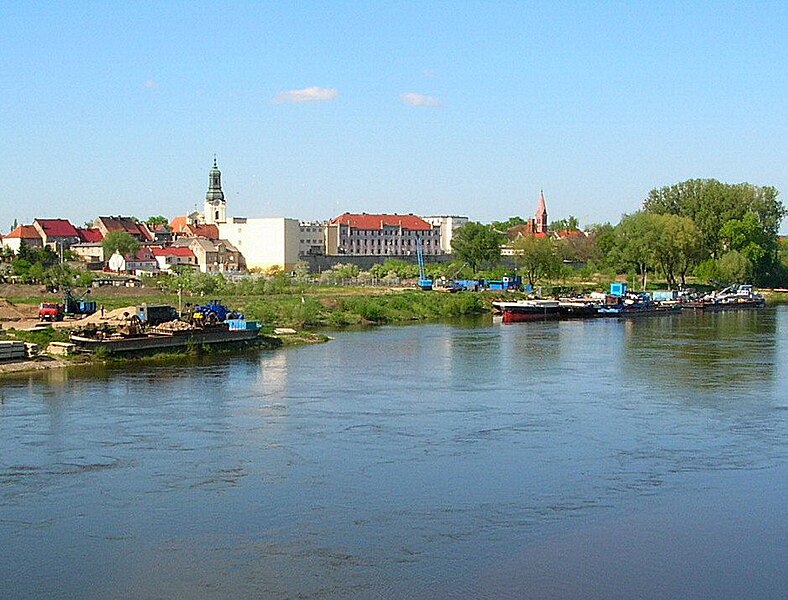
<box><xmin>681</xmin><ymin>284</ymin><xmax>765</xmax><ymax>311</ymax></box>
<box><xmin>70</xmin><ymin>322</ymin><xmax>261</xmax><ymax>354</ymax></box>
<box><xmin>558</xmin><ymin>300</ymin><xmax>602</xmax><ymax>319</ymax></box>
<box><xmin>492</xmin><ymin>299</ymin><xmax>560</xmax><ymax>323</ymax></box>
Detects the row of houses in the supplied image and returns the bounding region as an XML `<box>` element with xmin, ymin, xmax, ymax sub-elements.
<box><xmin>0</xmin><ymin>215</ymin><xmax>245</xmax><ymax>276</ymax></box>
<box><xmin>2</xmin><ymin>160</ymin><xmax>579</xmax><ymax>275</ymax></box>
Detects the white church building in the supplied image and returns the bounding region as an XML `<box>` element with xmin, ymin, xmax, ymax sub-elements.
<box><xmin>188</xmin><ymin>158</ymin><xmax>300</xmax><ymax>272</ymax></box>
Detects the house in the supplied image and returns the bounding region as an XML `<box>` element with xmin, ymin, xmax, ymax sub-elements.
<box><xmin>32</xmin><ymin>218</ymin><xmax>80</xmax><ymax>251</ymax></box>
<box><xmin>147</xmin><ymin>224</ymin><xmax>173</xmax><ymax>243</ymax></box>
<box><xmin>107</xmin><ymin>247</ymin><xmax>159</xmax><ymax>274</ymax></box>
<box><xmin>170</xmin><ymin>212</ymin><xmax>204</xmax><ymax>234</ymax></box>
<box><xmin>218</xmin><ymin>217</ymin><xmax>300</xmax><ymax>272</ymax></box>
<box><xmin>96</xmin><ymin>216</ymin><xmax>154</xmax><ymax>242</ymax></box>
<box><xmin>171</xmin><ymin>237</ymin><xmax>244</xmax><ymax>273</ymax></box>
<box><xmin>69</xmin><ymin>228</ymin><xmax>106</xmax><ymax>264</ymax></box>
<box><xmin>77</xmin><ymin>228</ymin><xmax>104</xmax><ymax>243</ymax></box>
<box><xmin>2</xmin><ymin>225</ymin><xmax>44</xmax><ymax>253</ymax></box>
<box><xmin>151</xmin><ymin>247</ymin><xmax>198</xmax><ymax>272</ymax></box>
<box><xmin>178</xmin><ymin>223</ymin><xmax>219</xmax><ymax>240</ymax></box>
<box><xmin>325</xmin><ymin>213</ymin><xmax>442</xmax><ymax>256</ymax></box>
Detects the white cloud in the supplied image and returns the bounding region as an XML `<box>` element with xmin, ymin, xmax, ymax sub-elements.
<box><xmin>143</xmin><ymin>79</ymin><xmax>158</xmax><ymax>90</ymax></box>
<box><xmin>400</xmin><ymin>92</ymin><xmax>442</xmax><ymax>107</ymax></box>
<box><xmin>274</xmin><ymin>87</ymin><xmax>338</xmax><ymax>104</ymax></box>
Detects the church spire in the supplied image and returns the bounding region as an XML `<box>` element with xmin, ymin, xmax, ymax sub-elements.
<box><xmin>204</xmin><ymin>157</ymin><xmax>227</xmax><ymax>225</ymax></box>
<box><xmin>536</xmin><ymin>190</ymin><xmax>548</xmax><ymax>234</ymax></box>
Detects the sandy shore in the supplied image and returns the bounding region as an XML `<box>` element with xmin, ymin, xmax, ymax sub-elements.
<box><xmin>0</xmin><ymin>356</ymin><xmax>72</xmax><ymax>376</ymax></box>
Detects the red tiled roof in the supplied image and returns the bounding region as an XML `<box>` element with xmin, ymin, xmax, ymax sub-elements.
<box><xmin>152</xmin><ymin>247</ymin><xmax>195</xmax><ymax>258</ymax></box>
<box><xmin>170</xmin><ymin>216</ymin><xmax>188</xmax><ymax>233</ymax></box>
<box><xmin>34</xmin><ymin>218</ymin><xmax>79</xmax><ymax>238</ymax></box>
<box><xmin>330</xmin><ymin>213</ymin><xmax>432</xmax><ymax>231</ymax></box>
<box><xmin>554</xmin><ymin>229</ymin><xmax>584</xmax><ymax>239</ymax></box>
<box><xmin>97</xmin><ymin>216</ymin><xmax>154</xmax><ymax>241</ymax></box>
<box><xmin>5</xmin><ymin>225</ymin><xmax>42</xmax><ymax>239</ymax></box>
<box><xmin>77</xmin><ymin>228</ymin><xmax>104</xmax><ymax>243</ymax></box>
<box><xmin>184</xmin><ymin>224</ymin><xmax>219</xmax><ymax>239</ymax></box>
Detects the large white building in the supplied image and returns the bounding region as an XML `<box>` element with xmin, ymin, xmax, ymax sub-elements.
<box><xmin>325</xmin><ymin>213</ymin><xmax>442</xmax><ymax>256</ymax></box>
<box><xmin>423</xmin><ymin>215</ymin><xmax>469</xmax><ymax>254</ymax></box>
<box><xmin>218</xmin><ymin>217</ymin><xmax>300</xmax><ymax>272</ymax></box>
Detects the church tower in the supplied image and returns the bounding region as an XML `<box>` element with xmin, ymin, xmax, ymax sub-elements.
<box><xmin>535</xmin><ymin>190</ymin><xmax>548</xmax><ymax>234</ymax></box>
<box><xmin>204</xmin><ymin>157</ymin><xmax>227</xmax><ymax>225</ymax></box>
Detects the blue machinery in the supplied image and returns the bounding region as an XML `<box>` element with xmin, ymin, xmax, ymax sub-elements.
<box><xmin>416</xmin><ymin>237</ymin><xmax>433</xmax><ymax>291</ymax></box>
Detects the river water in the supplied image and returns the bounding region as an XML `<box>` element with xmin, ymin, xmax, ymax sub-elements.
<box><xmin>1</xmin><ymin>308</ymin><xmax>786</xmax><ymax>599</ymax></box>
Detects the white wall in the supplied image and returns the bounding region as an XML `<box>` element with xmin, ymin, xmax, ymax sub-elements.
<box><xmin>218</xmin><ymin>218</ymin><xmax>300</xmax><ymax>271</ymax></box>
<box><xmin>424</xmin><ymin>215</ymin><xmax>469</xmax><ymax>254</ymax></box>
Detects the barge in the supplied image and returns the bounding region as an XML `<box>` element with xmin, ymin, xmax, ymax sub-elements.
<box><xmin>681</xmin><ymin>284</ymin><xmax>765</xmax><ymax>311</ymax></box>
<box><xmin>70</xmin><ymin>321</ymin><xmax>261</xmax><ymax>354</ymax></box>
<box><xmin>492</xmin><ymin>299</ymin><xmax>561</xmax><ymax>323</ymax></box>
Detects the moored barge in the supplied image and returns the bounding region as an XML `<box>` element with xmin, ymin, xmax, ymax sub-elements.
<box><xmin>70</xmin><ymin>321</ymin><xmax>261</xmax><ymax>354</ymax></box>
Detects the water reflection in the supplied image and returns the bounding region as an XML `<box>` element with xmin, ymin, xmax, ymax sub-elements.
<box><xmin>621</xmin><ymin>309</ymin><xmax>779</xmax><ymax>396</ymax></box>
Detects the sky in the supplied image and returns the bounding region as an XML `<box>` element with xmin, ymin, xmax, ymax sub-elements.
<box><xmin>2</xmin><ymin>1</ymin><xmax>787</xmax><ymax>232</ymax></box>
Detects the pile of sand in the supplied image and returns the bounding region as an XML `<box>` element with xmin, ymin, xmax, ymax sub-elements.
<box><xmin>0</xmin><ymin>299</ymin><xmax>37</xmax><ymax>321</ymax></box>
<box><xmin>76</xmin><ymin>305</ymin><xmax>140</xmax><ymax>325</ymax></box>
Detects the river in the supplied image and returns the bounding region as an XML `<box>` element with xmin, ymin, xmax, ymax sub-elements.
<box><xmin>1</xmin><ymin>308</ymin><xmax>786</xmax><ymax>599</ymax></box>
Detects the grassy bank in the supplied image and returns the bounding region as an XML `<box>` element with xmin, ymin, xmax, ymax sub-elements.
<box><xmin>1</xmin><ymin>284</ymin><xmax>494</xmax><ymax>329</ymax></box>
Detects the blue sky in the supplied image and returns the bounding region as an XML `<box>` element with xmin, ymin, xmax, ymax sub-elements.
<box><xmin>2</xmin><ymin>1</ymin><xmax>786</xmax><ymax>231</ymax></box>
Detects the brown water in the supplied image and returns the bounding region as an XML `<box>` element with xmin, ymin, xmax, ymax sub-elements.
<box><xmin>1</xmin><ymin>308</ymin><xmax>786</xmax><ymax>599</ymax></box>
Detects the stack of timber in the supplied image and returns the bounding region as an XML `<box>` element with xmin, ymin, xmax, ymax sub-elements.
<box><xmin>0</xmin><ymin>340</ymin><xmax>26</xmax><ymax>361</ymax></box>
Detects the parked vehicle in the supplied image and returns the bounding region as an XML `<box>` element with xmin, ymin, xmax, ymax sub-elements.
<box><xmin>190</xmin><ymin>300</ymin><xmax>243</xmax><ymax>325</ymax></box>
<box><xmin>38</xmin><ymin>302</ymin><xmax>64</xmax><ymax>321</ymax></box>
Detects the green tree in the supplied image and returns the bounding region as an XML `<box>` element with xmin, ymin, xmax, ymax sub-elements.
<box><xmin>613</xmin><ymin>212</ymin><xmax>661</xmax><ymax>289</ymax></box>
<box><xmin>491</xmin><ymin>216</ymin><xmax>526</xmax><ymax>232</ymax></box>
<box><xmin>511</xmin><ymin>235</ymin><xmax>561</xmax><ymax>287</ymax></box>
<box><xmin>145</xmin><ymin>215</ymin><xmax>170</xmax><ymax>230</ymax></box>
<box><xmin>717</xmin><ymin>251</ymin><xmax>752</xmax><ymax>284</ymax></box>
<box><xmin>651</xmin><ymin>213</ymin><xmax>701</xmax><ymax>288</ymax></box>
<box><xmin>550</xmin><ymin>215</ymin><xmax>580</xmax><ymax>231</ymax></box>
<box><xmin>719</xmin><ymin>212</ymin><xmax>768</xmax><ymax>268</ymax></box>
<box><xmin>102</xmin><ymin>231</ymin><xmax>140</xmax><ymax>259</ymax></box>
<box><xmin>450</xmin><ymin>222</ymin><xmax>502</xmax><ymax>273</ymax></box>
<box><xmin>643</xmin><ymin>179</ymin><xmax>785</xmax><ymax>283</ymax></box>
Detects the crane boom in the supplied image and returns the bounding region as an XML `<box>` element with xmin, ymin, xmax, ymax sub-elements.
<box><xmin>416</xmin><ymin>236</ymin><xmax>433</xmax><ymax>291</ymax></box>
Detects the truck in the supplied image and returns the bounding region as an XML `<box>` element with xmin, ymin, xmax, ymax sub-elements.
<box><xmin>39</xmin><ymin>302</ymin><xmax>65</xmax><ymax>321</ymax></box>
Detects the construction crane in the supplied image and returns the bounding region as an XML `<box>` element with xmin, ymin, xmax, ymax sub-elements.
<box><xmin>416</xmin><ymin>236</ymin><xmax>433</xmax><ymax>291</ymax></box>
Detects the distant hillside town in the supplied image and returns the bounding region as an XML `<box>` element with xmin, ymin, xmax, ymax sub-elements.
<box><xmin>1</xmin><ymin>159</ymin><xmax>579</xmax><ymax>277</ymax></box>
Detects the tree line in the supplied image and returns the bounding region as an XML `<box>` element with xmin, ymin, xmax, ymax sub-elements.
<box><xmin>450</xmin><ymin>179</ymin><xmax>786</xmax><ymax>288</ymax></box>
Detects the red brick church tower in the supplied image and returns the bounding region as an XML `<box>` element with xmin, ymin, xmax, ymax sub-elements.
<box><xmin>535</xmin><ymin>190</ymin><xmax>548</xmax><ymax>234</ymax></box>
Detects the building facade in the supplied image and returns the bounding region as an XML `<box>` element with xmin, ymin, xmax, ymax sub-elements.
<box><xmin>325</xmin><ymin>213</ymin><xmax>442</xmax><ymax>256</ymax></box>
<box><xmin>2</xmin><ymin>225</ymin><xmax>43</xmax><ymax>253</ymax></box>
<box><xmin>422</xmin><ymin>215</ymin><xmax>469</xmax><ymax>254</ymax></box>
<box><xmin>218</xmin><ymin>217</ymin><xmax>300</xmax><ymax>272</ymax></box>
<box><xmin>299</xmin><ymin>221</ymin><xmax>327</xmax><ymax>257</ymax></box>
